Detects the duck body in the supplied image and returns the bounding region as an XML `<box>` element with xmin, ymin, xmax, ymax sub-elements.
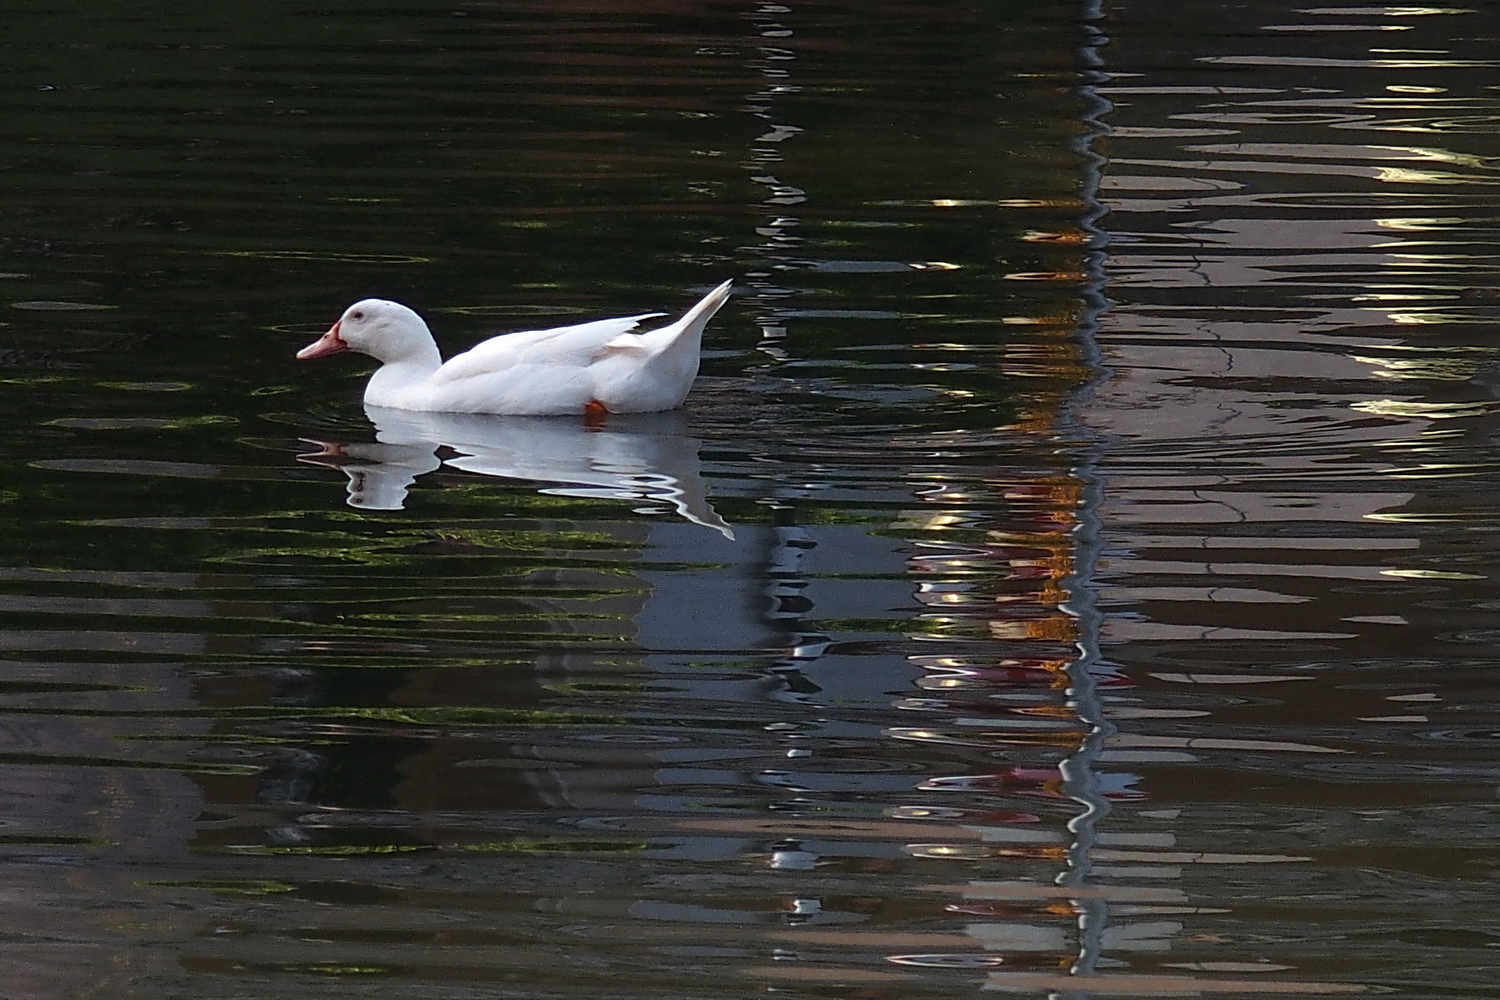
<box><xmin>297</xmin><ymin>280</ymin><xmax>732</xmax><ymax>415</ymax></box>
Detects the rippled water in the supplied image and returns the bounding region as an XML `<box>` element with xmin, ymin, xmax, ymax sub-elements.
<box><xmin>1</xmin><ymin>2</ymin><xmax>1498</xmax><ymax>998</ymax></box>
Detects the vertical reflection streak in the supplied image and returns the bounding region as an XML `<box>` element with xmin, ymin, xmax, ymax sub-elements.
<box><xmin>1055</xmin><ymin>0</ymin><xmax>1118</xmax><ymax>985</ymax></box>
<box><xmin>742</xmin><ymin>0</ymin><xmax>806</xmax><ymax>362</ymax></box>
<box><xmin>739</xmin><ymin>3</ymin><xmax>828</xmax><ymax>706</ymax></box>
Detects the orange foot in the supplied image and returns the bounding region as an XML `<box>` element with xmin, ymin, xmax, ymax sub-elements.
<box><xmin>584</xmin><ymin>399</ymin><xmax>609</xmax><ymax>429</ymax></box>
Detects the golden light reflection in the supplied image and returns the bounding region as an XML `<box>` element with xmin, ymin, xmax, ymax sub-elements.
<box><xmin>899</xmin><ymin>513</ymin><xmax>970</xmax><ymax>530</ymax></box>
<box><xmin>1263</xmin><ymin>23</ymin><xmax>1413</xmax><ymax>31</ymax></box>
<box><xmin>1352</xmin><ymin>398</ymin><xmax>1497</xmax><ymax>418</ymax></box>
<box><xmin>1201</xmin><ymin>54</ymin><xmax>1498</xmax><ymax>68</ymax></box>
<box><xmin>886</xmin><ymin>953</ymin><xmax>1006</xmax><ymax>968</ymax></box>
<box><xmin>1373</xmin><ymin>166</ymin><xmax>1484</xmax><ymax>184</ymax></box>
<box><xmin>1363</xmin><ymin>343</ymin><xmax>1494</xmax><ymax>353</ymax></box>
<box><xmin>1386</xmin><ymin>311</ymin><xmax>1469</xmax><ymax>325</ymax></box>
<box><xmin>1385</xmin><ymin>462</ymin><xmax>1486</xmax><ymax>478</ymax></box>
<box><xmin>1003</xmin><ymin>271</ymin><xmax>1088</xmax><ymax>283</ymax></box>
<box><xmin>1350</xmin><ymin>354</ymin><xmax>1476</xmax><ymax>379</ymax></box>
<box><xmin>1368</xmin><ymin>510</ymin><xmax>1483</xmax><ymax>522</ymax></box>
<box><xmin>1355</xmin><ymin>8</ymin><xmax>1480</xmax><ymax>15</ymax></box>
<box><xmin>1021</xmin><ymin>229</ymin><xmax>1089</xmax><ymax>244</ymax></box>
<box><xmin>1380</xmin><ymin>568</ymin><xmax>1486</xmax><ymax>579</ymax></box>
<box><xmin>1374</xmin><ymin>216</ymin><xmax>1461</xmax><ymax>229</ymax></box>
<box><xmin>989</xmin><ymin>617</ymin><xmax>1077</xmax><ymax>642</ymax></box>
<box><xmin>1370</xmin><ymin>144</ymin><xmax>1490</xmax><ymax>166</ymax></box>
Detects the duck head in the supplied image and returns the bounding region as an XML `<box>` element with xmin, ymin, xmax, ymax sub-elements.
<box><xmin>298</xmin><ymin>299</ymin><xmax>436</xmax><ymax>364</ymax></box>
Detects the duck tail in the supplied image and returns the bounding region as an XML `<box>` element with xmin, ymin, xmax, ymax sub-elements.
<box><xmin>676</xmin><ymin>279</ymin><xmax>734</xmax><ymax>337</ymax></box>
<box><xmin>627</xmin><ymin>279</ymin><xmax>733</xmax><ymax>357</ymax></box>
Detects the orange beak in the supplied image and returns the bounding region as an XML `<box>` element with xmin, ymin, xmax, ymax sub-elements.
<box><xmin>297</xmin><ymin>319</ymin><xmax>349</xmax><ymax>360</ymax></box>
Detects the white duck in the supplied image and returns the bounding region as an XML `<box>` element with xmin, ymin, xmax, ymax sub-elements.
<box><xmin>297</xmin><ymin>280</ymin><xmax>733</xmax><ymax>416</ymax></box>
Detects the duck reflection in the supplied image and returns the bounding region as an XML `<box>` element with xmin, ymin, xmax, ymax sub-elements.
<box><xmin>298</xmin><ymin>404</ymin><xmax>734</xmax><ymax>538</ymax></box>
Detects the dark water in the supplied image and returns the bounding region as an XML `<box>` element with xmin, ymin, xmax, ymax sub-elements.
<box><xmin>1</xmin><ymin>2</ymin><xmax>1498</xmax><ymax>997</ymax></box>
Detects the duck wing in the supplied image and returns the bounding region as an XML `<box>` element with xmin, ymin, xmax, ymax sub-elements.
<box><xmin>429</xmin><ymin>313</ymin><xmax>666</xmax><ymax>386</ymax></box>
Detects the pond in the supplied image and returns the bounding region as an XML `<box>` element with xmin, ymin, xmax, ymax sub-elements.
<box><xmin>1</xmin><ymin>2</ymin><xmax>1498</xmax><ymax>997</ymax></box>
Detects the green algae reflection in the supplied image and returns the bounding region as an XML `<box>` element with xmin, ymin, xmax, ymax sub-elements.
<box><xmin>461</xmin><ymin>839</ymin><xmax>652</xmax><ymax>854</ymax></box>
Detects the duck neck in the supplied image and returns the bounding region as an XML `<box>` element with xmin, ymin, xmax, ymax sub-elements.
<box><xmin>363</xmin><ymin>347</ymin><xmax>442</xmax><ymax>408</ymax></box>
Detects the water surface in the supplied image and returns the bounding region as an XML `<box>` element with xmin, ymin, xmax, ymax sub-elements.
<box><xmin>1</xmin><ymin>2</ymin><xmax>1498</xmax><ymax>998</ymax></box>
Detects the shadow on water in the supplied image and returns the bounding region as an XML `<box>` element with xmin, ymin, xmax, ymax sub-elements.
<box><xmin>0</xmin><ymin>1</ymin><xmax>1498</xmax><ymax>998</ymax></box>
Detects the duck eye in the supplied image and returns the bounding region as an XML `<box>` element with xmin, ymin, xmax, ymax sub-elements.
<box><xmin>350</xmin><ymin>310</ymin><xmax>365</xmax><ymax>321</ymax></box>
